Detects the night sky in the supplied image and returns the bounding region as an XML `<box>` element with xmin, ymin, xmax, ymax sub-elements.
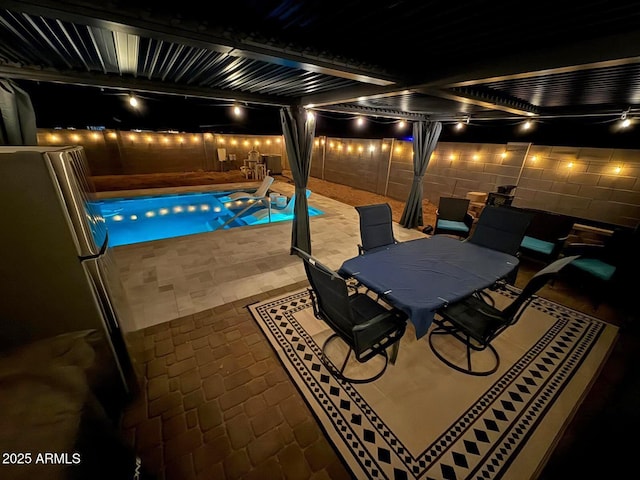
<box><xmin>18</xmin><ymin>80</ymin><xmax>640</xmax><ymax>150</ymax></box>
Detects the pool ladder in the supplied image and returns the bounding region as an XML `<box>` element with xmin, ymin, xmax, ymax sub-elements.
<box><xmin>210</xmin><ymin>197</ymin><xmax>271</xmax><ymax>230</ymax></box>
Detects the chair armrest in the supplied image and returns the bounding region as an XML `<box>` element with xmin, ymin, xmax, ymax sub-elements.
<box><xmin>352</xmin><ymin>310</ymin><xmax>404</xmax><ymax>332</ymax></box>
<box><xmin>464</xmin><ymin>212</ymin><xmax>474</xmax><ymax>228</ymax></box>
<box><xmin>563</xmin><ymin>243</ymin><xmax>606</xmax><ymax>257</ymax></box>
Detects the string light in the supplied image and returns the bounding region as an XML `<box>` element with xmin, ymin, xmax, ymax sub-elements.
<box><xmin>128</xmin><ymin>94</ymin><xmax>138</xmax><ymax>108</ymax></box>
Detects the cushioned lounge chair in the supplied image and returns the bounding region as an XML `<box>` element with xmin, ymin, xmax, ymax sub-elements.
<box><xmin>434</xmin><ymin>197</ymin><xmax>474</xmax><ymax>238</ymax></box>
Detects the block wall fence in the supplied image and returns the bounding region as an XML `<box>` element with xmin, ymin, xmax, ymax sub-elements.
<box><xmin>37</xmin><ymin>129</ymin><xmax>640</xmax><ymax>228</ymax></box>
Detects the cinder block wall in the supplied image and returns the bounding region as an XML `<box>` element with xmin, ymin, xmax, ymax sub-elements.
<box><xmin>37</xmin><ymin>129</ymin><xmax>288</xmax><ymax>175</ymax></box>
<box><xmin>37</xmin><ymin>129</ymin><xmax>640</xmax><ymax>227</ymax></box>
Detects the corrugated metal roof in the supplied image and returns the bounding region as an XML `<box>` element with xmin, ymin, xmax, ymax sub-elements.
<box><xmin>1</xmin><ymin>0</ymin><xmax>640</xmax><ymax>127</ymax></box>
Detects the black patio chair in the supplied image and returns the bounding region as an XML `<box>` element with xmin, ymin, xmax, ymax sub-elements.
<box><xmin>562</xmin><ymin>224</ymin><xmax>639</xmax><ymax>309</ymax></box>
<box><xmin>517</xmin><ymin>208</ymin><xmax>575</xmax><ymax>265</ymax></box>
<box><xmin>293</xmin><ymin>247</ymin><xmax>407</xmax><ymax>384</ymax></box>
<box><xmin>429</xmin><ymin>255</ymin><xmax>579</xmax><ymax>376</ymax></box>
<box><xmin>434</xmin><ymin>196</ymin><xmax>474</xmax><ymax>239</ymax></box>
<box><xmin>355</xmin><ymin>203</ymin><xmax>397</xmax><ymax>255</ymax></box>
<box><xmin>467</xmin><ymin>205</ymin><xmax>533</xmax><ymax>256</ymax></box>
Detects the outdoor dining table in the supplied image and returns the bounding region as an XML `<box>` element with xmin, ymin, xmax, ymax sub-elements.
<box><xmin>338</xmin><ymin>235</ymin><xmax>519</xmax><ymax>339</ymax></box>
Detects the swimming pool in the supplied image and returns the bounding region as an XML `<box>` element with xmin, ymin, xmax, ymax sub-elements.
<box><xmin>92</xmin><ymin>189</ymin><xmax>323</xmax><ymax>246</ymax></box>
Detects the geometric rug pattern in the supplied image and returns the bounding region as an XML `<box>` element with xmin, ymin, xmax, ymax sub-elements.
<box><xmin>248</xmin><ymin>285</ymin><xmax>618</xmax><ymax>480</ymax></box>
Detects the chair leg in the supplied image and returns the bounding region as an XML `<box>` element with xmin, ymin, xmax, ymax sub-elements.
<box><xmin>428</xmin><ymin>328</ymin><xmax>500</xmax><ymax>376</ymax></box>
<box><xmin>321</xmin><ymin>333</ymin><xmax>388</xmax><ymax>384</ymax></box>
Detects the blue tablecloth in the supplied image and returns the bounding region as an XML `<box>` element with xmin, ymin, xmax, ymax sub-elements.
<box><xmin>339</xmin><ymin>236</ymin><xmax>519</xmax><ymax>339</ymax></box>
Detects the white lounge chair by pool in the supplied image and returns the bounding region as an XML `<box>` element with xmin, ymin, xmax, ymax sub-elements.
<box><xmin>223</xmin><ymin>176</ymin><xmax>274</xmax><ymax>202</ymax></box>
<box><xmin>243</xmin><ymin>189</ymin><xmax>311</xmax><ymax>225</ymax></box>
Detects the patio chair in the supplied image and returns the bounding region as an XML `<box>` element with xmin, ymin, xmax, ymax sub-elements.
<box><xmin>466</xmin><ymin>205</ymin><xmax>533</xmax><ymax>284</ymax></box>
<box><xmin>434</xmin><ymin>197</ymin><xmax>474</xmax><ymax>238</ymax></box>
<box><xmin>293</xmin><ymin>247</ymin><xmax>407</xmax><ymax>384</ymax></box>
<box><xmin>355</xmin><ymin>203</ymin><xmax>397</xmax><ymax>255</ymax></box>
<box><xmin>562</xmin><ymin>224</ymin><xmax>639</xmax><ymax>309</ymax></box>
<box><xmin>517</xmin><ymin>208</ymin><xmax>575</xmax><ymax>264</ymax></box>
<box><xmin>429</xmin><ymin>255</ymin><xmax>579</xmax><ymax>376</ymax></box>
<box><xmin>224</xmin><ymin>175</ymin><xmax>274</xmax><ymax>201</ymax></box>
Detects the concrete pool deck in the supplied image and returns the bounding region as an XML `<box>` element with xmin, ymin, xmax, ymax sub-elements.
<box><xmin>112</xmin><ymin>180</ymin><xmax>425</xmax><ymax>331</ymax></box>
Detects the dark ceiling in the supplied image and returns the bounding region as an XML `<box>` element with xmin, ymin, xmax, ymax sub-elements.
<box><xmin>2</xmin><ymin>0</ymin><xmax>640</xmax><ymax>147</ymax></box>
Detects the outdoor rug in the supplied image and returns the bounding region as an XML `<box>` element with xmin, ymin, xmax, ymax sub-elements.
<box><xmin>248</xmin><ymin>285</ymin><xmax>618</xmax><ymax>480</ymax></box>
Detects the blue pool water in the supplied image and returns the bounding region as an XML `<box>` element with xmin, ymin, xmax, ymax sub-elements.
<box><xmin>92</xmin><ymin>190</ymin><xmax>323</xmax><ymax>246</ymax></box>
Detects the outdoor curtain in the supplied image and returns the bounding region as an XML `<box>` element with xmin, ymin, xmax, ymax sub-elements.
<box><xmin>0</xmin><ymin>78</ymin><xmax>37</xmax><ymax>145</ymax></box>
<box><xmin>399</xmin><ymin>120</ymin><xmax>442</xmax><ymax>228</ymax></box>
<box><xmin>280</xmin><ymin>105</ymin><xmax>316</xmax><ymax>254</ymax></box>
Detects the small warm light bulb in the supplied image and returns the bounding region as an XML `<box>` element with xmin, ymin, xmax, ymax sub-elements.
<box><xmin>231</xmin><ymin>139</ymin><xmax>238</xmax><ymax>145</ymax></box>
<box><xmin>225</xmin><ymin>202</ymin><xmax>232</xmax><ymax>208</ymax></box>
<box><xmin>200</xmin><ymin>205</ymin><xmax>210</xmax><ymax>211</ymax></box>
<box><xmin>530</xmin><ymin>155</ymin><xmax>537</xmax><ymax>163</ymax></box>
<box><xmin>145</xmin><ymin>211</ymin><xmax>155</xmax><ymax>218</ymax></box>
<box><xmin>146</xmin><ymin>136</ymin><xmax>153</xmax><ymax>143</ymax></box>
<box><xmin>108</xmin><ymin>132</ymin><xmax>117</xmax><ymax>139</ymax></box>
<box><xmin>449</xmin><ymin>154</ymin><xmax>455</xmax><ymax>161</ymax></box>
<box><xmin>173</xmin><ymin>206</ymin><xmax>183</xmax><ymax>213</ymax></box>
<box><xmin>276</xmin><ymin>138</ymin><xmax>281</xmax><ymax>143</ymax></box>
<box><xmin>314</xmin><ymin>139</ymin><xmax>319</xmax><ymax>147</ymax></box>
<box><xmin>243</xmin><ymin>140</ymin><xmax>249</xmax><ymax>146</ymax></box>
<box><xmin>356</xmin><ymin>117</ymin><xmax>364</xmax><ymax>127</ymax></box>
<box><xmin>130</xmin><ymin>215</ymin><xmax>137</xmax><ymax>221</ymax></box>
<box><xmin>233</xmin><ymin>105</ymin><xmax>241</xmax><ymax>116</ymax></box>
<box><xmin>71</xmin><ymin>134</ymin><xmax>80</xmax><ymax>142</ymax></box>
<box><xmin>113</xmin><ymin>215</ymin><xmax>123</xmax><ymax>222</ymax></box>
<box><xmin>49</xmin><ymin>134</ymin><xmax>59</xmax><ymax>142</ymax></box>
<box><xmin>621</xmin><ymin>119</ymin><xmax>631</xmax><ymax>128</ymax></box>
<box><xmin>501</xmin><ymin>152</ymin><xmax>507</xmax><ymax>159</ymax></box>
<box><xmin>337</xmin><ymin>144</ymin><xmax>343</xmax><ymax>151</ymax></box>
<box><xmin>92</xmin><ymin>132</ymin><xmax>100</xmax><ymax>140</ymax></box>
<box><xmin>398</xmin><ymin>120</ymin><xmax>406</xmax><ymax>129</ymax></box>
<box><xmin>455</xmin><ymin>122</ymin><xmax>464</xmax><ymax>130</ymax></box>
<box><xmin>614</xmin><ymin>166</ymin><xmax>622</xmax><ymax>174</ymax></box>
<box><xmin>381</xmin><ymin>143</ymin><xmax>388</xmax><ymax>151</ymax></box>
<box><xmin>523</xmin><ymin>120</ymin><xmax>532</xmax><ymax>130</ymax></box>
<box><xmin>192</xmin><ymin>135</ymin><xmax>199</xmax><ymax>142</ymax></box>
<box><xmin>395</xmin><ymin>146</ymin><xmax>402</xmax><ymax>154</ymax></box>
<box><xmin>472</xmin><ymin>154</ymin><xmax>479</xmax><ymax>161</ymax></box>
<box><xmin>266</xmin><ymin>139</ymin><xmax>271</xmax><ymax>145</ymax></box>
<box><xmin>178</xmin><ymin>136</ymin><xmax>184</xmax><ymax>143</ymax></box>
<box><xmin>128</xmin><ymin>134</ymin><xmax>135</xmax><ymax>141</ymax></box>
<box><xmin>357</xmin><ymin>145</ymin><xmax>363</xmax><ymax>153</ymax></box>
<box><xmin>128</xmin><ymin>94</ymin><xmax>138</xmax><ymax>107</ymax></box>
<box><xmin>567</xmin><ymin>162</ymin><xmax>574</xmax><ymax>168</ymax></box>
<box><xmin>187</xmin><ymin>205</ymin><xmax>196</xmax><ymax>212</ymax></box>
<box><xmin>159</xmin><ymin>208</ymin><xmax>169</xmax><ymax>215</ymax></box>
<box><xmin>369</xmin><ymin>145</ymin><xmax>375</xmax><ymax>152</ymax></box>
<box><xmin>347</xmin><ymin>145</ymin><xmax>353</xmax><ymax>152</ymax></box>
<box><xmin>213</xmin><ymin>207</ymin><xmax>221</xmax><ymax>213</ymax></box>
<box><xmin>163</xmin><ymin>137</ymin><xmax>169</xmax><ymax>143</ymax></box>
<box><xmin>329</xmin><ymin>142</ymin><xmax>335</xmax><ymax>148</ymax></box>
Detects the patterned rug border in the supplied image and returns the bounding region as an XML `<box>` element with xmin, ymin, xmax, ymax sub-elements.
<box><xmin>248</xmin><ymin>285</ymin><xmax>618</xmax><ymax>480</ymax></box>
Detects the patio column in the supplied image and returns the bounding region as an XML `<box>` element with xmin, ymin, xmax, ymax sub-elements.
<box><xmin>280</xmin><ymin>105</ymin><xmax>316</xmax><ymax>254</ymax></box>
<box><xmin>0</xmin><ymin>78</ymin><xmax>37</xmax><ymax>145</ymax></box>
<box><xmin>400</xmin><ymin>120</ymin><xmax>442</xmax><ymax>229</ymax></box>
